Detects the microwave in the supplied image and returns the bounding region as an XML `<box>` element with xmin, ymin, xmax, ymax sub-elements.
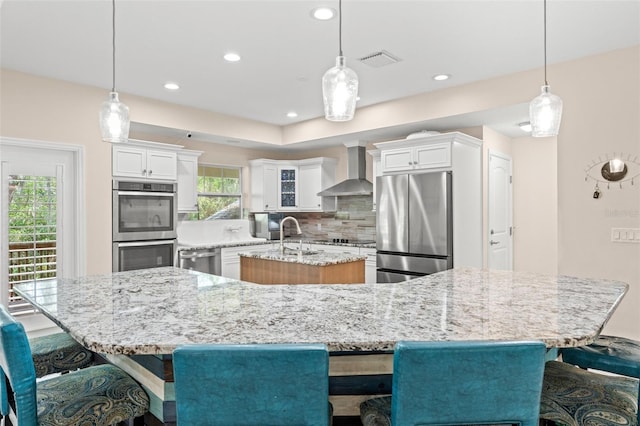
<box><xmin>253</xmin><ymin>213</ymin><xmax>284</xmax><ymax>240</ymax></box>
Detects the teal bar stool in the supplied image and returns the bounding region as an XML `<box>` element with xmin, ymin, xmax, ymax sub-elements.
<box><xmin>359</xmin><ymin>340</ymin><xmax>547</xmax><ymax>426</ymax></box>
<box><xmin>30</xmin><ymin>332</ymin><xmax>94</xmax><ymax>377</ymax></box>
<box><xmin>173</xmin><ymin>343</ymin><xmax>332</xmax><ymax>426</ymax></box>
<box><xmin>540</xmin><ymin>335</ymin><xmax>640</xmax><ymax>425</ymax></box>
<box><xmin>0</xmin><ymin>305</ymin><xmax>149</xmax><ymax>425</ymax></box>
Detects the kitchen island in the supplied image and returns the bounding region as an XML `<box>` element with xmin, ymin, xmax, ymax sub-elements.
<box><xmin>239</xmin><ymin>249</ymin><xmax>366</xmax><ymax>284</ymax></box>
<box><xmin>14</xmin><ymin>267</ymin><xmax>628</xmax><ymax>424</ymax></box>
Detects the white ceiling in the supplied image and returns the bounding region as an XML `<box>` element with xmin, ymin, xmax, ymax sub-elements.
<box><xmin>1</xmin><ymin>0</ymin><xmax>639</xmax><ymax>147</ymax></box>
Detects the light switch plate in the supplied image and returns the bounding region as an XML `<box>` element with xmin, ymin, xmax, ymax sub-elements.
<box><xmin>611</xmin><ymin>228</ymin><xmax>640</xmax><ymax>243</ymax></box>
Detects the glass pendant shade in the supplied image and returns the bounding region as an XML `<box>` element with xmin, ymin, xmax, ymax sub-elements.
<box><xmin>529</xmin><ymin>84</ymin><xmax>563</xmax><ymax>137</ymax></box>
<box><xmin>322</xmin><ymin>56</ymin><xmax>359</xmax><ymax>122</ymax></box>
<box><xmin>99</xmin><ymin>91</ymin><xmax>130</xmax><ymax>143</ymax></box>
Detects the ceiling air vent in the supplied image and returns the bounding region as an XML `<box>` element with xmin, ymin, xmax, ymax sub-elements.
<box><xmin>358</xmin><ymin>50</ymin><xmax>402</xmax><ymax>68</ymax></box>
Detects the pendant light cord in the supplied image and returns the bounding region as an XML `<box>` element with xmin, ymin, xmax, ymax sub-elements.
<box><xmin>338</xmin><ymin>0</ymin><xmax>343</xmax><ymax>56</ymax></box>
<box><xmin>543</xmin><ymin>0</ymin><xmax>548</xmax><ymax>86</ymax></box>
<box><xmin>111</xmin><ymin>0</ymin><xmax>116</xmax><ymax>92</ymax></box>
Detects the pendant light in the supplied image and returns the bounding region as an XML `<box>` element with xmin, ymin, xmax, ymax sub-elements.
<box><xmin>529</xmin><ymin>0</ymin><xmax>563</xmax><ymax>137</ymax></box>
<box><xmin>99</xmin><ymin>0</ymin><xmax>129</xmax><ymax>143</ymax></box>
<box><xmin>322</xmin><ymin>0</ymin><xmax>359</xmax><ymax>122</ymax></box>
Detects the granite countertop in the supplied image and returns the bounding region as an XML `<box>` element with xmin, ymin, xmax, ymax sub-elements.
<box><xmin>239</xmin><ymin>249</ymin><xmax>367</xmax><ymax>266</ymax></box>
<box><xmin>178</xmin><ymin>238</ymin><xmax>376</xmax><ymax>251</ymax></box>
<box><xmin>178</xmin><ymin>239</ymin><xmax>269</xmax><ymax>250</ymax></box>
<box><xmin>14</xmin><ymin>267</ymin><xmax>628</xmax><ymax>355</ymax></box>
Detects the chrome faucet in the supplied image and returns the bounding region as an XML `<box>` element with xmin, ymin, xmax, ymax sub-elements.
<box><xmin>280</xmin><ymin>216</ymin><xmax>302</xmax><ymax>254</ymax></box>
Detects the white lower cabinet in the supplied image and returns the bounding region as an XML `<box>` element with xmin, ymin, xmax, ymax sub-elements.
<box><xmin>221</xmin><ymin>245</ymin><xmax>269</xmax><ymax>280</ymax></box>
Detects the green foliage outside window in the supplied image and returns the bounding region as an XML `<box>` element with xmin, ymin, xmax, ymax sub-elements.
<box><xmin>8</xmin><ymin>176</ymin><xmax>57</xmax><ymax>243</ymax></box>
<box><xmin>187</xmin><ymin>165</ymin><xmax>242</xmax><ymax>220</ymax></box>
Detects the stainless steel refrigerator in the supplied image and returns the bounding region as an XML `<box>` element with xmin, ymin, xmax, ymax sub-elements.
<box><xmin>376</xmin><ymin>171</ymin><xmax>453</xmax><ymax>283</ymax></box>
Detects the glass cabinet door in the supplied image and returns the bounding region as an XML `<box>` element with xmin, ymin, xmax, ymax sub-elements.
<box><xmin>278</xmin><ymin>166</ymin><xmax>298</xmax><ymax>209</ymax></box>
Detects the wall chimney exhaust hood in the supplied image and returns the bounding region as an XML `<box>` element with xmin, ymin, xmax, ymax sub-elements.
<box><xmin>317</xmin><ymin>142</ymin><xmax>373</xmax><ymax>197</ymax></box>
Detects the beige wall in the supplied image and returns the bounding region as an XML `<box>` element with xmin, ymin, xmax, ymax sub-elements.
<box><xmin>553</xmin><ymin>47</ymin><xmax>640</xmax><ymax>338</ymax></box>
<box><xmin>2</xmin><ymin>45</ymin><xmax>639</xmax><ymax>339</ymax></box>
<box><xmin>512</xmin><ymin>136</ymin><xmax>558</xmax><ymax>275</ymax></box>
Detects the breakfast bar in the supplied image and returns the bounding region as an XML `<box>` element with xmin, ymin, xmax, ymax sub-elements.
<box><xmin>14</xmin><ymin>267</ymin><xmax>628</xmax><ymax>424</ymax></box>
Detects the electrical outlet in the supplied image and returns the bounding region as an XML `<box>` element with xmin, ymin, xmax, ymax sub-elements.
<box><xmin>611</xmin><ymin>228</ymin><xmax>640</xmax><ymax>243</ymax></box>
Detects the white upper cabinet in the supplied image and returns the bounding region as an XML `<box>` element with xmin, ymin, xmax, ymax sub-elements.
<box><xmin>380</xmin><ymin>142</ymin><xmax>451</xmax><ymax>173</ymax></box>
<box><xmin>249</xmin><ymin>159</ymin><xmax>279</xmax><ymax>212</ymax></box>
<box><xmin>250</xmin><ymin>157</ymin><xmax>336</xmax><ymax>212</ymax></box>
<box><xmin>177</xmin><ymin>150</ymin><xmax>203</xmax><ymax>213</ymax></box>
<box><xmin>297</xmin><ymin>158</ymin><xmax>337</xmax><ymax>212</ymax></box>
<box><xmin>112</xmin><ymin>140</ymin><xmax>181</xmax><ymax>181</ymax></box>
<box><xmin>367</xmin><ymin>150</ymin><xmax>381</xmax><ymax>211</ymax></box>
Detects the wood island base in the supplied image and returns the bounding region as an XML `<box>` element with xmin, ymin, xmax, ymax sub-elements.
<box><xmin>240</xmin><ymin>257</ymin><xmax>365</xmax><ymax>284</ymax></box>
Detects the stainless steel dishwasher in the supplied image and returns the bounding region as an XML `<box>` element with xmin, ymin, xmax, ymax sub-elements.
<box><xmin>178</xmin><ymin>248</ymin><xmax>221</xmax><ymax>275</ymax></box>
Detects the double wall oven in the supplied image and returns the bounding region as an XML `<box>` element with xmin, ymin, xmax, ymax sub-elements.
<box><xmin>112</xmin><ymin>180</ymin><xmax>177</xmax><ymax>272</ymax></box>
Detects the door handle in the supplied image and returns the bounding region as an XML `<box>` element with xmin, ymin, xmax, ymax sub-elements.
<box><xmin>490</xmin><ymin>240</ymin><xmax>499</xmax><ymax>245</ymax></box>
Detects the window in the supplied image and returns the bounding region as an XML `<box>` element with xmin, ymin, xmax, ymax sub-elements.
<box><xmin>187</xmin><ymin>165</ymin><xmax>242</xmax><ymax>220</ymax></box>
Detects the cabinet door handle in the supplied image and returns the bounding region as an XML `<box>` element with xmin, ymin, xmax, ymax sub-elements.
<box><xmin>490</xmin><ymin>240</ymin><xmax>499</xmax><ymax>245</ymax></box>
<box><xmin>142</xmin><ymin>169</ymin><xmax>147</xmax><ymax>175</ymax></box>
<box><xmin>148</xmin><ymin>170</ymin><xmax>153</xmax><ymax>175</ymax></box>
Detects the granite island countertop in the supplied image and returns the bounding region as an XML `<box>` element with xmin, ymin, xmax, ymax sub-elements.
<box><xmin>177</xmin><ymin>238</ymin><xmax>376</xmax><ymax>251</ymax></box>
<box><xmin>238</xmin><ymin>249</ymin><xmax>366</xmax><ymax>266</ymax></box>
<box><xmin>14</xmin><ymin>267</ymin><xmax>628</xmax><ymax>355</ymax></box>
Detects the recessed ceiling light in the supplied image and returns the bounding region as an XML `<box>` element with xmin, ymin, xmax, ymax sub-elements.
<box><xmin>433</xmin><ymin>74</ymin><xmax>450</xmax><ymax>81</ymax></box>
<box><xmin>287</xmin><ymin>111</ymin><xmax>298</xmax><ymax>118</ymax></box>
<box><xmin>224</xmin><ymin>52</ymin><xmax>241</xmax><ymax>62</ymax></box>
<box><xmin>311</xmin><ymin>7</ymin><xmax>336</xmax><ymax>20</ymax></box>
<box><xmin>164</xmin><ymin>82</ymin><xmax>180</xmax><ymax>90</ymax></box>
<box><xmin>518</xmin><ymin>122</ymin><xmax>533</xmax><ymax>132</ymax></box>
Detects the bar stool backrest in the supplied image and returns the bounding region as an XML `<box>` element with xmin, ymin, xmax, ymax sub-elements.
<box><xmin>0</xmin><ymin>305</ymin><xmax>38</xmax><ymax>423</ymax></box>
<box><xmin>392</xmin><ymin>340</ymin><xmax>547</xmax><ymax>426</ymax></box>
<box><xmin>173</xmin><ymin>343</ymin><xmax>330</xmax><ymax>426</ymax></box>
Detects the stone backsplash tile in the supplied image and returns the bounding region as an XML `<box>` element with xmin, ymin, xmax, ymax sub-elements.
<box><xmin>288</xmin><ymin>195</ymin><xmax>376</xmax><ymax>241</ymax></box>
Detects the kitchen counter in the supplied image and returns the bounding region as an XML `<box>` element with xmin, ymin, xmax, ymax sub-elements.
<box><xmin>15</xmin><ymin>267</ymin><xmax>627</xmax><ymax>354</ymax></box>
<box><xmin>14</xmin><ymin>267</ymin><xmax>628</xmax><ymax>423</ymax></box>
<box><xmin>239</xmin><ymin>249</ymin><xmax>366</xmax><ymax>266</ymax></box>
<box><xmin>177</xmin><ymin>238</ymin><xmax>268</xmax><ymax>250</ymax></box>
<box><xmin>176</xmin><ymin>238</ymin><xmax>376</xmax><ymax>251</ymax></box>
<box><xmin>239</xmin><ymin>249</ymin><xmax>366</xmax><ymax>284</ymax></box>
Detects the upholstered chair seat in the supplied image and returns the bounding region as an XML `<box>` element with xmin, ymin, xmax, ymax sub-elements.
<box><xmin>540</xmin><ymin>360</ymin><xmax>638</xmax><ymax>425</ymax></box>
<box><xmin>30</xmin><ymin>332</ymin><xmax>94</xmax><ymax>377</ymax></box>
<box><xmin>562</xmin><ymin>335</ymin><xmax>640</xmax><ymax>425</ymax></box>
<box><xmin>0</xmin><ymin>305</ymin><xmax>149</xmax><ymax>425</ymax></box>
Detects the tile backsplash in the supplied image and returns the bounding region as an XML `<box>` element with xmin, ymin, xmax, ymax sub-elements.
<box><xmin>287</xmin><ymin>195</ymin><xmax>376</xmax><ymax>241</ymax></box>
